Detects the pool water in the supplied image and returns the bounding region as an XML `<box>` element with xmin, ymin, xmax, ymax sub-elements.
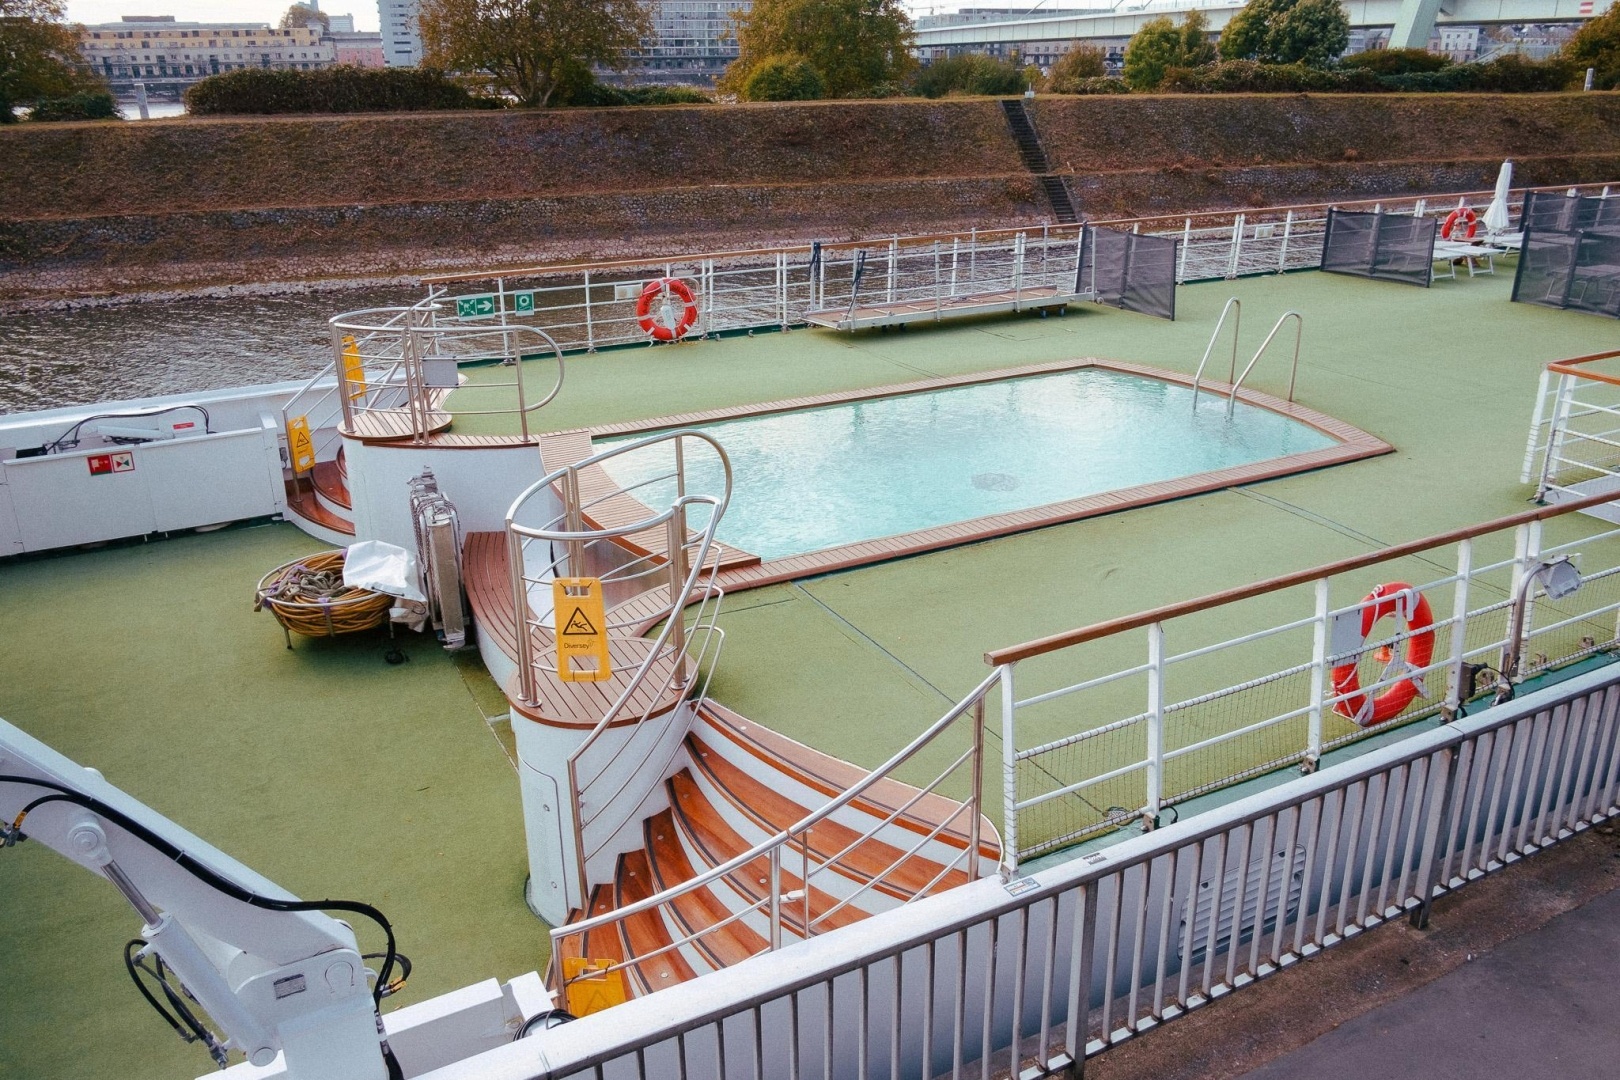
<box><xmin>598</xmin><ymin>368</ymin><xmax>1337</xmax><ymax>560</ymax></box>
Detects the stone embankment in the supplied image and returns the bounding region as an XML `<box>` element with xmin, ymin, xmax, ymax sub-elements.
<box><xmin>3</xmin><ymin>93</ymin><xmax>1619</xmax><ymax>301</ymax></box>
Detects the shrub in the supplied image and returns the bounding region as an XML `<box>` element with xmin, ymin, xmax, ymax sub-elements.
<box><xmin>1338</xmin><ymin>47</ymin><xmax>1451</xmax><ymax>75</ymax></box>
<box><xmin>1124</xmin><ymin>12</ymin><xmax>1216</xmax><ymax>91</ymax></box>
<box><xmin>1043</xmin><ymin>43</ymin><xmax>1108</xmax><ymax>92</ymax></box>
<box><xmin>1380</xmin><ymin>54</ymin><xmax>1573</xmax><ymax>92</ymax></box>
<box><xmin>1564</xmin><ymin>2</ymin><xmax>1620</xmax><ymax>90</ymax></box>
<box><xmin>184</xmin><ymin>66</ymin><xmax>500</xmax><ymax>115</ymax></box>
<box><xmin>27</xmin><ymin>91</ymin><xmax>120</xmax><ymax>121</ymax></box>
<box><xmin>1054</xmin><ymin>76</ymin><xmax>1130</xmax><ymax>95</ymax></box>
<box><xmin>740</xmin><ymin>54</ymin><xmax>825</xmax><ymax>101</ymax></box>
<box><xmin>1160</xmin><ymin>59</ymin><xmax>1383</xmax><ymax>92</ymax></box>
<box><xmin>565</xmin><ymin>81</ymin><xmax>713</xmax><ymax>106</ymax></box>
<box><xmin>913</xmin><ymin>53</ymin><xmax>1027</xmax><ymax>98</ymax></box>
<box><xmin>841</xmin><ymin>81</ymin><xmax>909</xmax><ymax>98</ymax></box>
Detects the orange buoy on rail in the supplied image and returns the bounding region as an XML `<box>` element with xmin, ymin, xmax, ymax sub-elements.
<box><xmin>636</xmin><ymin>277</ymin><xmax>699</xmax><ymax>341</ymax></box>
<box><xmin>1331</xmin><ymin>582</ymin><xmax>1435</xmax><ymax>728</ymax></box>
<box><xmin>1440</xmin><ymin>207</ymin><xmax>1478</xmax><ymax>240</ymax></box>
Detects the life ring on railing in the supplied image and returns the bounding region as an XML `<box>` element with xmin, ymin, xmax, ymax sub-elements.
<box><xmin>1331</xmin><ymin>582</ymin><xmax>1435</xmax><ymax>728</ymax></box>
<box><xmin>1441</xmin><ymin>207</ymin><xmax>1479</xmax><ymax>240</ymax></box>
<box><xmin>636</xmin><ymin>277</ymin><xmax>699</xmax><ymax>342</ymax></box>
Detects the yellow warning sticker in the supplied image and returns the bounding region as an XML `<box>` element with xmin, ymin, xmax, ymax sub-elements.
<box><xmin>341</xmin><ymin>334</ymin><xmax>367</xmax><ymax>402</ymax></box>
<box><xmin>286</xmin><ymin>415</ymin><xmax>315</xmax><ymax>474</ymax></box>
<box><xmin>553</xmin><ymin>577</ymin><xmax>611</xmax><ymax>683</ymax></box>
<box><xmin>561</xmin><ymin>957</ymin><xmax>627</xmax><ymax>1015</ymax></box>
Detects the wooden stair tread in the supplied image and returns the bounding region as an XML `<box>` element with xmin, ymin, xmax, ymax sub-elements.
<box><xmin>668</xmin><ymin>770</ymin><xmax>861</xmax><ymax>935</ymax></box>
<box><xmin>700</xmin><ymin>701</ymin><xmax>996</xmax><ymax>859</ymax></box>
<box><xmin>284</xmin><ymin>477</ymin><xmax>354</xmax><ymax>536</ymax></box>
<box><xmin>645</xmin><ymin>810</ymin><xmax>769</xmax><ymax>969</ymax></box>
<box><xmin>311</xmin><ymin>458</ymin><xmax>351</xmax><ymax>511</ymax></box>
<box><xmin>689</xmin><ymin>734</ymin><xmax>968</xmax><ymax>900</ymax></box>
<box><xmin>463</xmin><ymin>532</ymin><xmax>518</xmax><ymax>662</ymax></box>
<box><xmin>615</xmin><ymin>851</ymin><xmax>699</xmax><ymax>993</ymax></box>
<box><xmin>340</xmin><ymin>405</ymin><xmax>454</xmax><ymax>442</ymax></box>
<box><xmin>510</xmin><ymin>632</ymin><xmax>691</xmax><ymax>728</ymax></box>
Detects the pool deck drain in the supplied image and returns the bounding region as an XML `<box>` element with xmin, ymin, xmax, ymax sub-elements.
<box><xmin>577</xmin><ymin>358</ymin><xmax>1391</xmax><ymax>592</ymax></box>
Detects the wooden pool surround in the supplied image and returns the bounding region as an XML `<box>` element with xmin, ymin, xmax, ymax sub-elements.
<box><xmin>569</xmin><ymin>358</ymin><xmax>1393</xmax><ymax>595</ymax></box>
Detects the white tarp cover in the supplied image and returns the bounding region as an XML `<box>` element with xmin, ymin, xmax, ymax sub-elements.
<box><xmin>343</xmin><ymin>540</ymin><xmax>429</xmax><ymax>629</ymax></box>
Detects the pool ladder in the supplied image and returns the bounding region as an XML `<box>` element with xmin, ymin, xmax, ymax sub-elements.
<box><xmin>1191</xmin><ymin>300</ymin><xmax>1303</xmax><ymax>413</ymax></box>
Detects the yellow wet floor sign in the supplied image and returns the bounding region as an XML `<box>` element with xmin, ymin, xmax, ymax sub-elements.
<box><xmin>553</xmin><ymin>577</ymin><xmax>611</xmax><ymax>682</ymax></box>
<box><xmin>340</xmin><ymin>334</ymin><xmax>367</xmax><ymax>401</ymax></box>
<box><xmin>562</xmin><ymin>957</ymin><xmax>627</xmax><ymax>1015</ymax></box>
<box><xmin>286</xmin><ymin>415</ymin><xmax>314</xmax><ymax>473</ymax></box>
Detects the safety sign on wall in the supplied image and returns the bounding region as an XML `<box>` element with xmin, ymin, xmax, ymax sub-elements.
<box><xmin>87</xmin><ymin>452</ymin><xmax>135</xmax><ymax>476</ymax></box>
<box><xmin>553</xmin><ymin>577</ymin><xmax>612</xmax><ymax>683</ymax></box>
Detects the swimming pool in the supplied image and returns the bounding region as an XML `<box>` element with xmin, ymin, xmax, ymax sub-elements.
<box><xmin>596</xmin><ymin>363</ymin><xmax>1373</xmax><ymax>563</ymax></box>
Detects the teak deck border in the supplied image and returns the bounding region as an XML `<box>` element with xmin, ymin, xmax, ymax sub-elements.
<box><xmin>581</xmin><ymin>358</ymin><xmax>1392</xmax><ymax>594</ymax></box>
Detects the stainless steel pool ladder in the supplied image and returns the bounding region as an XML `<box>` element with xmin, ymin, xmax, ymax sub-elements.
<box><xmin>1190</xmin><ymin>297</ymin><xmax>1241</xmax><ymax>407</ymax></box>
<box><xmin>1229</xmin><ymin>310</ymin><xmax>1303</xmax><ymax>413</ymax></box>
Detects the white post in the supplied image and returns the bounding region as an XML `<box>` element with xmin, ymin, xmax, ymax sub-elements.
<box><xmin>887</xmin><ymin>237</ymin><xmax>897</xmax><ymax>303</ymax></box>
<box><xmin>1178</xmin><ymin>218</ymin><xmax>1191</xmax><ymax>283</ymax></box>
<box><xmin>1145</xmin><ymin>622</ymin><xmax>1165</xmax><ymax>828</ymax></box>
<box><xmin>1000</xmin><ymin>664</ymin><xmax>1019</xmax><ymax>879</ymax></box>
<box><xmin>1521</xmin><ymin>367</ymin><xmax>1552</xmax><ymax>485</ymax></box>
<box><xmin>934</xmin><ymin>241</ymin><xmax>943</xmax><ymax>322</ymax></box>
<box><xmin>1541</xmin><ymin>373</ymin><xmax>1578</xmax><ymax>499</ymax></box>
<box><xmin>1227</xmin><ymin>213</ymin><xmax>1246</xmax><ymax>279</ymax></box>
<box><xmin>1444</xmin><ymin>539</ymin><xmax>1473</xmax><ymax>722</ymax></box>
<box><xmin>1413</xmin><ymin>198</ymin><xmax>1427</xmax><ymax>218</ymax></box>
<box><xmin>1504</xmin><ymin>521</ymin><xmax>1542</xmax><ymax>674</ymax></box>
<box><xmin>582</xmin><ymin>270</ymin><xmax>595</xmax><ymax>352</ymax></box>
<box><xmin>950</xmin><ymin>237</ymin><xmax>960</xmax><ymax>297</ymax></box>
<box><xmin>1307</xmin><ymin>577</ymin><xmax>1329</xmax><ymax>771</ymax></box>
<box><xmin>1277</xmin><ymin>210</ymin><xmax>1294</xmax><ymax>272</ymax></box>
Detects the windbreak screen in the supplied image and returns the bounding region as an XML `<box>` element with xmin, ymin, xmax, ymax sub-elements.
<box><xmin>1513</xmin><ymin>228</ymin><xmax>1620</xmax><ymax>318</ymax></box>
<box><xmin>1076</xmin><ymin>226</ymin><xmax>1178</xmax><ymax>320</ymax></box>
<box><xmin>1522</xmin><ymin>191</ymin><xmax>1620</xmax><ymax>235</ymax></box>
<box><xmin>1320</xmin><ymin>209</ymin><xmax>1436</xmax><ymax>287</ymax></box>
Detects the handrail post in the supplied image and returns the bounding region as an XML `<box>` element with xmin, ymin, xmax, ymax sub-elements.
<box><xmin>329</xmin><ymin>323</ymin><xmax>354</xmax><ymax>427</ymax></box>
<box><xmin>1227</xmin><ymin>213</ymin><xmax>1245</xmax><ymax>279</ymax></box>
<box><xmin>507</xmin><ymin>527</ymin><xmax>537</xmax><ymax>706</ymax></box>
<box><xmin>1443</xmin><ymin>539</ymin><xmax>1473</xmax><ymax>722</ymax></box>
<box><xmin>667</xmin><ymin>504</ymin><xmax>688</xmax><ymax>690</ymax></box>
<box><xmin>1145</xmin><ymin>622</ymin><xmax>1165</xmax><ymax>829</ymax></box>
<box><xmin>582</xmin><ymin>270</ymin><xmax>595</xmax><ymax>353</ymax></box>
<box><xmin>1286</xmin><ymin>311</ymin><xmax>1302</xmax><ymax>402</ymax></box>
<box><xmin>1504</xmin><ymin>520</ymin><xmax>1542</xmax><ymax>676</ymax></box>
<box><xmin>768</xmin><ymin>846</ymin><xmax>782</xmax><ymax>951</ymax></box>
<box><xmin>1521</xmin><ymin>367</ymin><xmax>1552</xmax><ymax>486</ymax></box>
<box><xmin>1177</xmin><ymin>217</ymin><xmax>1191</xmax><ymax>283</ymax></box>
<box><xmin>513</xmin><ymin>328</ymin><xmax>530</xmax><ymax>441</ymax></box>
<box><xmin>1277</xmin><ymin>209</ymin><xmax>1294</xmax><ymax>272</ymax></box>
<box><xmin>563</xmin><ymin>469</ymin><xmax>585</xmax><ymax>579</ymax></box>
<box><xmin>969</xmin><ymin>692</ymin><xmax>986</xmax><ymax>875</ymax></box>
<box><xmin>1306</xmin><ymin>576</ymin><xmax>1329</xmax><ymax>772</ymax></box>
<box><xmin>1000</xmin><ymin>662</ymin><xmax>1018</xmax><ymax>879</ymax></box>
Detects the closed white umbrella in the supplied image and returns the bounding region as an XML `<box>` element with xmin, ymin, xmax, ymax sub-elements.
<box><xmin>1483</xmin><ymin>159</ymin><xmax>1513</xmax><ymax>236</ymax></box>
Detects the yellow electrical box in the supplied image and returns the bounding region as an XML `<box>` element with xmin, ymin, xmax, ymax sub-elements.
<box><xmin>561</xmin><ymin>957</ymin><xmax>628</xmax><ymax>1016</ymax></box>
<box><xmin>286</xmin><ymin>415</ymin><xmax>315</xmax><ymax>474</ymax></box>
<box><xmin>553</xmin><ymin>577</ymin><xmax>611</xmax><ymax>683</ymax></box>
<box><xmin>341</xmin><ymin>334</ymin><xmax>367</xmax><ymax>402</ymax></box>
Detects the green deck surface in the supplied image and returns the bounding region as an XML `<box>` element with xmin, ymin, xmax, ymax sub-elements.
<box><xmin>4</xmin><ymin>268</ymin><xmax>1619</xmax><ymax>1079</ymax></box>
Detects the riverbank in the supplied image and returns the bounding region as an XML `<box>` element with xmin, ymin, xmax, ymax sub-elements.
<box><xmin>5</xmin><ymin>93</ymin><xmax>1619</xmax><ymax>302</ymax></box>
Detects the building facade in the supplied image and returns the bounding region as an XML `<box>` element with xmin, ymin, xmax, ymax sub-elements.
<box><xmin>328</xmin><ymin>29</ymin><xmax>388</xmax><ymax>67</ymax></box>
<box><xmin>610</xmin><ymin>0</ymin><xmax>750</xmax><ymax>85</ymax></box>
<box><xmin>378</xmin><ymin>0</ymin><xmax>423</xmax><ymax>67</ymax></box>
<box><xmin>78</xmin><ymin>16</ymin><xmax>335</xmax><ymax>96</ymax></box>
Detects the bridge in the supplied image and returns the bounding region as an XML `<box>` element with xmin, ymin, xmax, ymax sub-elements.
<box><xmin>913</xmin><ymin>0</ymin><xmax>1611</xmax><ymax>53</ymax></box>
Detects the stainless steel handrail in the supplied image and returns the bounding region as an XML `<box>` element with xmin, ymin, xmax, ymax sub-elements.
<box><xmin>549</xmin><ymin>667</ymin><xmax>1002</xmax><ymax>976</ymax></box>
<box><xmin>1229</xmin><ymin>309</ymin><xmax>1303</xmax><ymax>411</ymax></box>
<box><xmin>1190</xmin><ymin>297</ymin><xmax>1241</xmax><ymax>407</ymax></box>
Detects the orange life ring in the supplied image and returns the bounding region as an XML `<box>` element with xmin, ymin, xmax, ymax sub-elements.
<box><xmin>1440</xmin><ymin>207</ymin><xmax>1478</xmax><ymax>240</ymax></box>
<box><xmin>1331</xmin><ymin>583</ymin><xmax>1435</xmax><ymax>728</ymax></box>
<box><xmin>636</xmin><ymin>277</ymin><xmax>699</xmax><ymax>342</ymax></box>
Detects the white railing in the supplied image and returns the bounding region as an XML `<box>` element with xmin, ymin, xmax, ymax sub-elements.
<box><xmin>986</xmin><ymin>485</ymin><xmax>1620</xmax><ymax>868</ymax></box>
<box><xmin>504</xmin><ymin>431</ymin><xmax>732</xmax><ymax>910</ymax></box>
<box><xmin>1524</xmin><ymin>349</ymin><xmax>1620</xmax><ymax>505</ymax></box>
<box><xmin>416</xmin><ymin>184</ymin><xmax>1617</xmax><ymax>358</ymax></box>
<box><xmin>549</xmin><ymin>669</ymin><xmax>998</xmax><ymax>998</ymax></box>
<box><xmin>455</xmin><ymin>660</ymin><xmax>1620</xmax><ymax>1080</ymax></box>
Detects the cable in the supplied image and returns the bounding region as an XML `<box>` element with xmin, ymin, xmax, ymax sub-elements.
<box><xmin>1</xmin><ymin>776</ymin><xmax>398</xmax><ymax>1001</ymax></box>
<box><xmin>513</xmin><ymin>1009</ymin><xmax>576</xmax><ymax>1041</ymax></box>
<box><xmin>44</xmin><ymin>404</ymin><xmax>213</xmax><ymax>454</ymax></box>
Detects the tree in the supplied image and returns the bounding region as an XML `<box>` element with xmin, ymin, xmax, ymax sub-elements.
<box><xmin>740</xmin><ymin>53</ymin><xmax>824</xmax><ymax>100</ymax></box>
<box><xmin>1041</xmin><ymin>42</ymin><xmax>1107</xmax><ymax>92</ymax></box>
<box><xmin>1219</xmin><ymin>0</ymin><xmax>1349</xmax><ymax>66</ymax></box>
<box><xmin>0</xmin><ymin>0</ymin><xmax>99</xmax><ymax>122</ymax></box>
<box><xmin>721</xmin><ymin>0</ymin><xmax>916</xmax><ymax>99</ymax></box>
<box><xmin>1564</xmin><ymin>2</ymin><xmax>1620</xmax><ymax>90</ymax></box>
<box><xmin>280</xmin><ymin>3</ymin><xmax>329</xmax><ymax>31</ymax></box>
<box><xmin>418</xmin><ymin>0</ymin><xmax>652</xmax><ymax>108</ymax></box>
<box><xmin>1123</xmin><ymin>11</ymin><xmax>1215</xmax><ymax>90</ymax></box>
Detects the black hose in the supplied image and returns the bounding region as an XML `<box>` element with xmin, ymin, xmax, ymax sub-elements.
<box><xmin>2</xmin><ymin>776</ymin><xmax>398</xmax><ymax>1002</ymax></box>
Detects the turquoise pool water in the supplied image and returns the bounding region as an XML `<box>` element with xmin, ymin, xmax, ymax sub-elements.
<box><xmin>597</xmin><ymin>368</ymin><xmax>1337</xmax><ymax>560</ymax></box>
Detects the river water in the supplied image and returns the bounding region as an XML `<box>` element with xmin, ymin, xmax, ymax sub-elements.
<box><xmin>0</xmin><ymin>285</ymin><xmax>422</xmax><ymax>414</ymax></box>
